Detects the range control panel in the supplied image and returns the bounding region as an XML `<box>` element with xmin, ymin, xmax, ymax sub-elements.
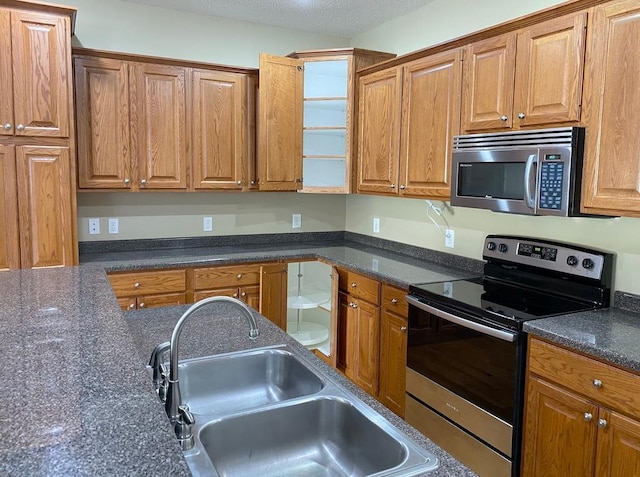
<box><xmin>483</xmin><ymin>236</ymin><xmax>609</xmax><ymax>280</ymax></box>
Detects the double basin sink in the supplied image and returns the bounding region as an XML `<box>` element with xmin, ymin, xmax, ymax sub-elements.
<box><xmin>151</xmin><ymin>344</ymin><xmax>439</xmax><ymax>476</ymax></box>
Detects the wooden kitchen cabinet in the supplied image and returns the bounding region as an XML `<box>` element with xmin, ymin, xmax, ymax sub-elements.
<box><xmin>378</xmin><ymin>284</ymin><xmax>409</xmax><ymax>417</ymax></box>
<box><xmin>357</xmin><ymin>48</ymin><xmax>461</xmax><ymax>199</ymax></box>
<box><xmin>74</xmin><ymin>55</ymin><xmax>186</xmax><ymax>190</ymax></box>
<box><xmin>581</xmin><ymin>0</ymin><xmax>640</xmax><ymax>217</ymax></box>
<box><xmin>259</xmin><ymin>49</ymin><xmax>394</xmax><ymax>193</ymax></box>
<box><xmin>462</xmin><ymin>12</ymin><xmax>586</xmax><ymax>132</ymax></box>
<box><xmin>0</xmin><ymin>145</ymin><xmax>20</xmax><ymax>270</ymax></box>
<box><xmin>0</xmin><ymin>8</ymin><xmax>71</xmax><ymax>138</ymax></box>
<box><xmin>522</xmin><ymin>337</ymin><xmax>640</xmax><ymax>477</ymax></box>
<box><xmin>336</xmin><ymin>268</ymin><xmax>381</xmax><ymax>397</ymax></box>
<box><xmin>109</xmin><ymin>269</ymin><xmax>188</xmax><ymax>310</ymax></box>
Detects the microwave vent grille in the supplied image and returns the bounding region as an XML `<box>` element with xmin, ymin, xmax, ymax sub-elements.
<box><xmin>453</xmin><ymin>127</ymin><xmax>578</xmax><ymax>150</ymax></box>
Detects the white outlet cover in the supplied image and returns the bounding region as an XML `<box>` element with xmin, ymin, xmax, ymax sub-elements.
<box><xmin>88</xmin><ymin>218</ymin><xmax>100</xmax><ymax>235</ymax></box>
<box><xmin>445</xmin><ymin>228</ymin><xmax>455</xmax><ymax>248</ymax></box>
<box><xmin>292</xmin><ymin>214</ymin><xmax>302</xmax><ymax>229</ymax></box>
<box><xmin>108</xmin><ymin>218</ymin><xmax>119</xmax><ymax>234</ymax></box>
<box><xmin>203</xmin><ymin>216</ymin><xmax>213</xmax><ymax>232</ymax></box>
<box><xmin>373</xmin><ymin>217</ymin><xmax>380</xmax><ymax>234</ymax></box>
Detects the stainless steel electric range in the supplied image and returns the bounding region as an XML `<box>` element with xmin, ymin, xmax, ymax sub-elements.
<box><xmin>405</xmin><ymin>235</ymin><xmax>614</xmax><ymax>477</ymax></box>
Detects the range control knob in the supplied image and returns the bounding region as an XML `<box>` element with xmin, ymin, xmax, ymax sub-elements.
<box><xmin>567</xmin><ymin>255</ymin><xmax>579</xmax><ymax>266</ymax></box>
<box><xmin>498</xmin><ymin>243</ymin><xmax>509</xmax><ymax>253</ymax></box>
<box><xmin>486</xmin><ymin>241</ymin><xmax>497</xmax><ymax>251</ymax></box>
<box><xmin>582</xmin><ymin>258</ymin><xmax>595</xmax><ymax>270</ymax></box>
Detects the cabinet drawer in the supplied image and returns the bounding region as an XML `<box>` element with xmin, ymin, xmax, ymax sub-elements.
<box><xmin>338</xmin><ymin>269</ymin><xmax>380</xmax><ymax>304</ymax></box>
<box><xmin>382</xmin><ymin>284</ymin><xmax>408</xmax><ymax>316</ymax></box>
<box><xmin>138</xmin><ymin>292</ymin><xmax>187</xmax><ymax>309</ymax></box>
<box><xmin>193</xmin><ymin>264</ymin><xmax>260</xmax><ymax>290</ymax></box>
<box><xmin>109</xmin><ymin>269</ymin><xmax>186</xmax><ymax>297</ymax></box>
<box><xmin>528</xmin><ymin>338</ymin><xmax>640</xmax><ymax>419</ymax></box>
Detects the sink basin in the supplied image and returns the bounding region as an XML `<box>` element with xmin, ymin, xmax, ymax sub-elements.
<box><xmin>178</xmin><ymin>347</ymin><xmax>324</xmax><ymax>415</ymax></box>
<box><xmin>200</xmin><ymin>397</ymin><xmax>410</xmax><ymax>477</ymax></box>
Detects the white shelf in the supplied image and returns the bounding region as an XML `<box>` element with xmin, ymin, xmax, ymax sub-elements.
<box><xmin>287</xmin><ymin>291</ymin><xmax>330</xmax><ymax>309</ymax></box>
<box><xmin>287</xmin><ymin>322</ymin><xmax>329</xmax><ymax>347</ymax></box>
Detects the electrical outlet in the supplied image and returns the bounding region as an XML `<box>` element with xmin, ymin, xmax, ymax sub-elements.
<box><xmin>372</xmin><ymin>258</ymin><xmax>379</xmax><ymax>272</ymax></box>
<box><xmin>445</xmin><ymin>228</ymin><xmax>455</xmax><ymax>248</ymax></box>
<box><xmin>373</xmin><ymin>217</ymin><xmax>380</xmax><ymax>234</ymax></box>
<box><xmin>88</xmin><ymin>218</ymin><xmax>100</xmax><ymax>235</ymax></box>
<box><xmin>203</xmin><ymin>216</ymin><xmax>213</xmax><ymax>232</ymax></box>
<box><xmin>108</xmin><ymin>218</ymin><xmax>119</xmax><ymax>234</ymax></box>
<box><xmin>292</xmin><ymin>214</ymin><xmax>301</xmax><ymax>229</ymax></box>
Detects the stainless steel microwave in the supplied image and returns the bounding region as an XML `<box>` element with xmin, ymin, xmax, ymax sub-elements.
<box><xmin>450</xmin><ymin>127</ymin><xmax>586</xmax><ymax>216</ymax></box>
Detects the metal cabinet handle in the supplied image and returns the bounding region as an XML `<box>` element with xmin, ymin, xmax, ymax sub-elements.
<box><xmin>593</xmin><ymin>379</ymin><xmax>602</xmax><ymax>389</ymax></box>
<box><xmin>16</xmin><ymin>123</ymin><xmax>25</xmax><ymax>131</ymax></box>
<box><xmin>351</xmin><ymin>282</ymin><xmax>357</xmax><ymax>288</ymax></box>
<box><xmin>399</xmin><ymin>185</ymin><xmax>406</xmax><ymax>190</ymax></box>
<box><xmin>349</xmin><ymin>302</ymin><xmax>358</xmax><ymax>308</ymax></box>
<box><xmin>500</xmin><ymin>115</ymin><xmax>508</xmax><ymax>122</ymax></box>
<box><xmin>124</xmin><ymin>178</ymin><xmax>131</xmax><ymax>186</ymax></box>
<box><xmin>518</xmin><ymin>112</ymin><xmax>526</xmax><ymax>119</ymax></box>
<box><xmin>598</xmin><ymin>419</ymin><xmax>608</xmax><ymax>428</ymax></box>
<box><xmin>390</xmin><ymin>184</ymin><xmax>396</xmax><ymax>189</ymax></box>
<box><xmin>139</xmin><ymin>302</ymin><xmax>145</xmax><ymax>308</ymax></box>
<box><xmin>3</xmin><ymin>123</ymin><xmax>11</xmax><ymax>130</ymax></box>
<box><xmin>237</xmin><ymin>180</ymin><xmax>242</xmax><ymax>186</ymax></box>
<box><xmin>251</xmin><ymin>180</ymin><xmax>256</xmax><ymax>185</ymax></box>
<box><xmin>140</xmin><ymin>179</ymin><xmax>147</xmax><ymax>186</ymax></box>
<box><xmin>134</xmin><ymin>282</ymin><xmax>140</xmax><ymax>288</ymax></box>
<box><xmin>237</xmin><ymin>274</ymin><xmax>242</xmax><ymax>279</ymax></box>
<box><xmin>241</xmin><ymin>292</ymin><xmax>246</xmax><ymax>297</ymax></box>
<box><xmin>391</xmin><ymin>298</ymin><xmax>398</xmax><ymax>304</ymax></box>
<box><xmin>584</xmin><ymin>412</ymin><xmax>593</xmax><ymax>422</ymax></box>
<box><xmin>233</xmin><ymin>293</ymin><xmax>238</xmax><ymax>298</ymax></box>
<box><xmin>400</xmin><ymin>326</ymin><xmax>407</xmax><ymax>332</ymax></box>
<box><xmin>128</xmin><ymin>303</ymin><xmax>135</xmax><ymax>309</ymax></box>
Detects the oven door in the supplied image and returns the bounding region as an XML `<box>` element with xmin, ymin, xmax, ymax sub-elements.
<box><xmin>405</xmin><ymin>295</ymin><xmax>523</xmax><ymax>460</ymax></box>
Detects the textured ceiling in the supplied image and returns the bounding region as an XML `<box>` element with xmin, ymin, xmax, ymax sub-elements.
<box><xmin>121</xmin><ymin>0</ymin><xmax>438</xmax><ymax>37</ymax></box>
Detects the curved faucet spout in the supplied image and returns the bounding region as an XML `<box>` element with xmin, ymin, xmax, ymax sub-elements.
<box><xmin>165</xmin><ymin>296</ymin><xmax>259</xmax><ymax>421</ymax></box>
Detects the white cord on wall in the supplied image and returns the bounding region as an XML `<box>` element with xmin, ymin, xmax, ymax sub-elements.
<box><xmin>424</xmin><ymin>200</ymin><xmax>450</xmax><ymax>235</ymax></box>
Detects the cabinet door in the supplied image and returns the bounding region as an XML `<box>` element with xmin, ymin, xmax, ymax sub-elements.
<box><xmin>462</xmin><ymin>33</ymin><xmax>516</xmax><ymax>132</ymax></box>
<box><xmin>11</xmin><ymin>11</ymin><xmax>70</xmax><ymax>138</ymax></box>
<box><xmin>514</xmin><ymin>12</ymin><xmax>586</xmax><ymax>127</ymax></box>
<box><xmin>74</xmin><ymin>57</ymin><xmax>131</xmax><ymax>189</ymax></box>
<box><xmin>582</xmin><ymin>0</ymin><xmax>640</xmax><ymax>216</ymax></box>
<box><xmin>399</xmin><ymin>50</ymin><xmax>461</xmax><ymax>199</ymax></box>
<box><xmin>0</xmin><ymin>9</ymin><xmax>13</xmax><ymax>137</ymax></box>
<box><xmin>138</xmin><ymin>292</ymin><xmax>187</xmax><ymax>309</ymax></box>
<box><xmin>130</xmin><ymin>63</ymin><xmax>186</xmax><ymax>190</ymax></box>
<box><xmin>241</xmin><ymin>285</ymin><xmax>261</xmax><ymax>311</ymax></box>
<box><xmin>337</xmin><ymin>291</ymin><xmax>356</xmax><ymax>376</ymax></box>
<box><xmin>192</xmin><ymin>69</ymin><xmax>248</xmax><ymax>190</ymax></box>
<box><xmin>353</xmin><ymin>298</ymin><xmax>380</xmax><ymax>397</ymax></box>
<box><xmin>194</xmin><ymin>287</ymin><xmax>239</xmax><ymax>302</ymax></box>
<box><xmin>258</xmin><ymin>54</ymin><xmax>303</xmax><ymax>191</ymax></box>
<box><xmin>357</xmin><ymin>67</ymin><xmax>402</xmax><ymax>194</ymax></box>
<box><xmin>521</xmin><ymin>376</ymin><xmax>598</xmax><ymax>477</ymax></box>
<box><xmin>379</xmin><ymin>309</ymin><xmax>407</xmax><ymax>417</ymax></box>
<box><xmin>0</xmin><ymin>145</ymin><xmax>19</xmax><ymax>270</ymax></box>
<box><xmin>259</xmin><ymin>262</ymin><xmax>287</xmax><ymax>330</ymax></box>
<box><xmin>16</xmin><ymin>146</ymin><xmax>75</xmax><ymax>268</ymax></box>
<box><xmin>596</xmin><ymin>409</ymin><xmax>640</xmax><ymax>477</ymax></box>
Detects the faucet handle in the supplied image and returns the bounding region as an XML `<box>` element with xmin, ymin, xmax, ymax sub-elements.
<box><xmin>158</xmin><ymin>363</ymin><xmax>170</xmax><ymax>402</ymax></box>
<box><xmin>149</xmin><ymin>341</ymin><xmax>171</xmax><ymax>391</ymax></box>
<box><xmin>175</xmin><ymin>404</ymin><xmax>195</xmax><ymax>451</ymax></box>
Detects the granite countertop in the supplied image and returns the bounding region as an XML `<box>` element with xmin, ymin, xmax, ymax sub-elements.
<box><xmin>0</xmin><ymin>263</ymin><xmax>477</xmax><ymax>476</ymax></box>
<box><xmin>79</xmin><ymin>236</ymin><xmax>481</xmax><ymax>289</ymax></box>
<box><xmin>524</xmin><ymin>307</ymin><xmax>640</xmax><ymax>373</ymax></box>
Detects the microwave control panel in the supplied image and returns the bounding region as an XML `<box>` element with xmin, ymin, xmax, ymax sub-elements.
<box><xmin>538</xmin><ymin>159</ymin><xmax>564</xmax><ymax>210</ymax></box>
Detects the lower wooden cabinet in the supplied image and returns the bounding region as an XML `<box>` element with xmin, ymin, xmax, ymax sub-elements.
<box><xmin>109</xmin><ymin>269</ymin><xmax>187</xmax><ymax>311</ymax></box>
<box><xmin>378</xmin><ymin>284</ymin><xmax>409</xmax><ymax>417</ymax></box>
<box><xmin>522</xmin><ymin>337</ymin><xmax>640</xmax><ymax>477</ymax></box>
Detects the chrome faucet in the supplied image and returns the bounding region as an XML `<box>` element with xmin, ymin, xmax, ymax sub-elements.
<box><xmin>163</xmin><ymin>296</ymin><xmax>259</xmax><ymax>449</ymax></box>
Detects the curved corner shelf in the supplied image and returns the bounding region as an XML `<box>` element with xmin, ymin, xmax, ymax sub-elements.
<box><xmin>287</xmin><ymin>291</ymin><xmax>330</xmax><ymax>310</ymax></box>
<box><xmin>287</xmin><ymin>322</ymin><xmax>329</xmax><ymax>347</ymax></box>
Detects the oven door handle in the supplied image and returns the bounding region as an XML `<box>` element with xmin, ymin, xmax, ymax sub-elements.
<box><xmin>406</xmin><ymin>296</ymin><xmax>517</xmax><ymax>343</ymax></box>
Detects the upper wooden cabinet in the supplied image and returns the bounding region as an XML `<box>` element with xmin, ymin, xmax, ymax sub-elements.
<box><xmin>582</xmin><ymin>0</ymin><xmax>640</xmax><ymax>217</ymax></box>
<box><xmin>462</xmin><ymin>12</ymin><xmax>587</xmax><ymax>132</ymax></box>
<box><xmin>358</xmin><ymin>49</ymin><xmax>462</xmax><ymax>199</ymax></box>
<box><xmin>258</xmin><ymin>49</ymin><xmax>395</xmax><ymax>193</ymax></box>
<box><xmin>0</xmin><ymin>8</ymin><xmax>71</xmax><ymax>138</ymax></box>
<box><xmin>74</xmin><ymin>50</ymin><xmax>257</xmax><ymax>191</ymax></box>
<box><xmin>75</xmin><ymin>56</ymin><xmax>187</xmax><ymax>190</ymax></box>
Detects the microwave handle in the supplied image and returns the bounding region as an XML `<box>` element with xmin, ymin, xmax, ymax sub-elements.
<box><xmin>524</xmin><ymin>154</ymin><xmax>538</xmax><ymax>210</ymax></box>
<box><xmin>406</xmin><ymin>296</ymin><xmax>517</xmax><ymax>342</ymax></box>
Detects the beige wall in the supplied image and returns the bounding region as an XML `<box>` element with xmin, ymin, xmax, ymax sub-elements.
<box><xmin>77</xmin><ymin>192</ymin><xmax>346</xmax><ymax>241</ymax></box>
<box><xmin>348</xmin><ymin>0</ymin><xmax>640</xmax><ymax>295</ymax></box>
<box><xmin>63</xmin><ymin>0</ymin><xmax>349</xmax><ymax>66</ymax></box>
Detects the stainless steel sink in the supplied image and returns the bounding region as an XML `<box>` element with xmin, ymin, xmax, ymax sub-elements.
<box><xmin>200</xmin><ymin>397</ymin><xmax>409</xmax><ymax>477</ymax></box>
<box><xmin>152</xmin><ymin>344</ymin><xmax>439</xmax><ymax>476</ymax></box>
<box><xmin>178</xmin><ymin>348</ymin><xmax>324</xmax><ymax>415</ymax></box>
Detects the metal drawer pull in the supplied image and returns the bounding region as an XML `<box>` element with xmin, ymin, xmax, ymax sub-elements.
<box><xmin>391</xmin><ymin>298</ymin><xmax>398</xmax><ymax>304</ymax></box>
<box><xmin>241</xmin><ymin>292</ymin><xmax>246</xmax><ymax>297</ymax></box>
<box><xmin>593</xmin><ymin>379</ymin><xmax>602</xmax><ymax>389</ymax></box>
<box><xmin>16</xmin><ymin>123</ymin><xmax>25</xmax><ymax>131</ymax></box>
<box><xmin>134</xmin><ymin>282</ymin><xmax>140</xmax><ymax>288</ymax></box>
<box><xmin>237</xmin><ymin>274</ymin><xmax>242</xmax><ymax>279</ymax></box>
<box><xmin>351</xmin><ymin>282</ymin><xmax>357</xmax><ymax>288</ymax></box>
<box><xmin>139</xmin><ymin>303</ymin><xmax>145</xmax><ymax>308</ymax></box>
<box><xmin>584</xmin><ymin>413</ymin><xmax>593</xmax><ymax>422</ymax></box>
<box><xmin>598</xmin><ymin>419</ymin><xmax>608</xmax><ymax>429</ymax></box>
<box><xmin>500</xmin><ymin>115</ymin><xmax>508</xmax><ymax>121</ymax></box>
<box><xmin>3</xmin><ymin>123</ymin><xmax>11</xmax><ymax>130</ymax></box>
<box><xmin>406</xmin><ymin>296</ymin><xmax>517</xmax><ymax>343</ymax></box>
<box><xmin>400</xmin><ymin>326</ymin><xmax>407</xmax><ymax>332</ymax></box>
